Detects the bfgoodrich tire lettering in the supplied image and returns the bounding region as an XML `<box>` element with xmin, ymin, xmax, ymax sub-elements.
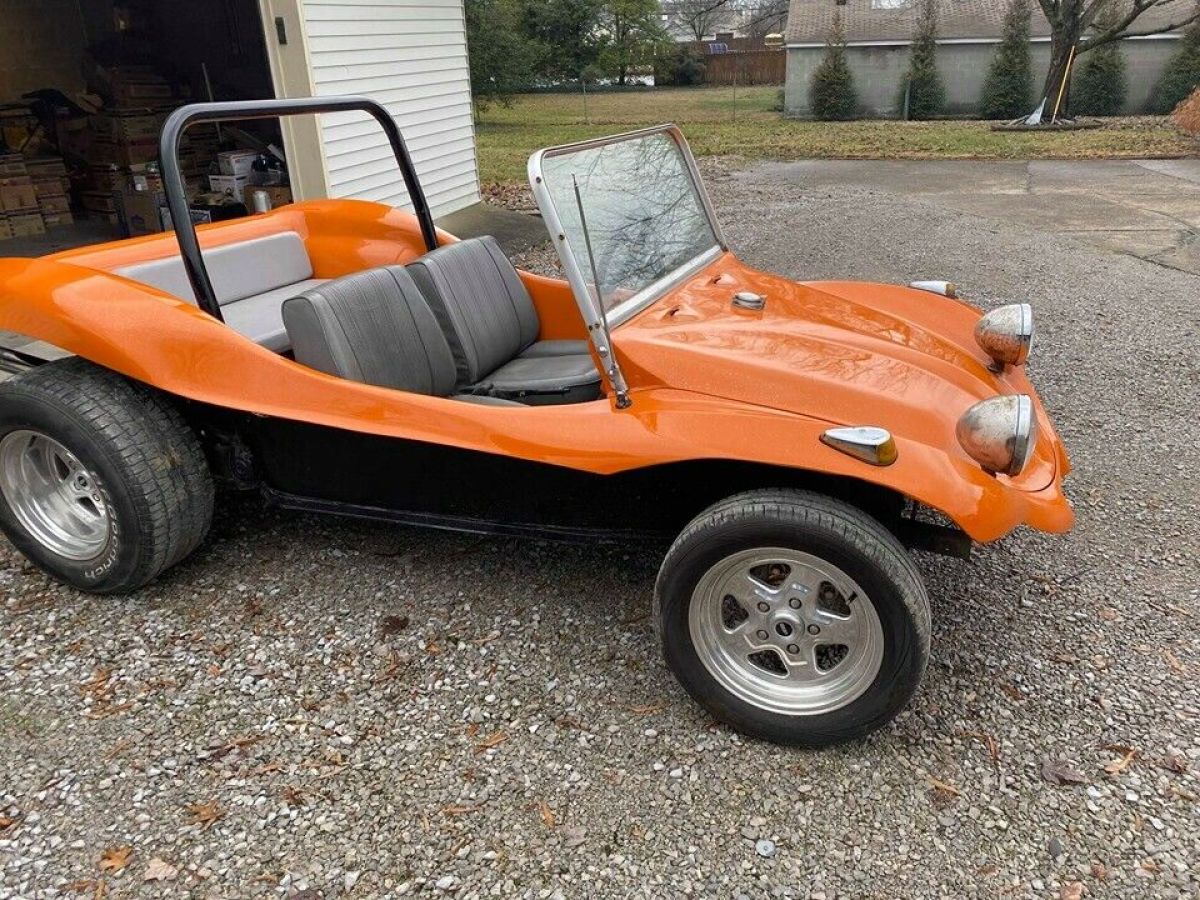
<box><xmin>655</xmin><ymin>489</ymin><xmax>931</xmax><ymax>746</ymax></box>
<box><xmin>0</xmin><ymin>358</ymin><xmax>214</xmax><ymax>593</ymax></box>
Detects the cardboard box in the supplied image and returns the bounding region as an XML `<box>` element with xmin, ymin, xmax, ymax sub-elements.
<box><xmin>90</xmin><ymin>112</ymin><xmax>164</xmax><ymax>144</ymax></box>
<box><xmin>218</xmin><ymin>150</ymin><xmax>259</xmax><ymax>178</ymax></box>
<box><xmin>81</xmin><ymin>190</ymin><xmax>119</xmax><ymax>215</ymax></box>
<box><xmin>158</xmin><ymin>205</ymin><xmax>213</xmax><ymax>231</ymax></box>
<box><xmin>38</xmin><ymin>195</ymin><xmax>71</xmax><ymax>215</ymax></box>
<box><xmin>9</xmin><ymin>213</ymin><xmax>46</xmax><ymax>237</ymax></box>
<box><xmin>117</xmin><ymin>188</ymin><xmax>166</xmax><ymax>236</ymax></box>
<box><xmin>0</xmin><ymin>155</ymin><xmax>26</xmax><ymax>177</ymax></box>
<box><xmin>0</xmin><ymin>180</ymin><xmax>38</xmax><ymax>213</ymax></box>
<box><xmin>34</xmin><ymin>177</ymin><xmax>70</xmax><ymax>200</ymax></box>
<box><xmin>208</xmin><ymin>174</ymin><xmax>249</xmax><ymax>202</ymax></box>
<box><xmin>0</xmin><ymin>218</ymin><xmax>13</xmax><ymax>241</ymax></box>
<box><xmin>42</xmin><ymin>212</ymin><xmax>75</xmax><ymax>228</ymax></box>
<box><xmin>90</xmin><ymin>138</ymin><xmax>159</xmax><ymax>167</ymax></box>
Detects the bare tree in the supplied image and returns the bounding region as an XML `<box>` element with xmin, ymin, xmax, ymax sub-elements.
<box><xmin>666</xmin><ymin>0</ymin><xmax>735</xmax><ymax>41</ymax></box>
<box><xmin>738</xmin><ymin>0</ymin><xmax>790</xmax><ymax>40</ymax></box>
<box><xmin>1038</xmin><ymin>0</ymin><xmax>1199</xmax><ymax>106</ymax></box>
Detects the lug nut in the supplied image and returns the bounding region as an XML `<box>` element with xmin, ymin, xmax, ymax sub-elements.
<box><xmin>786</xmin><ymin>643</ymin><xmax>800</xmax><ymax>655</ymax></box>
<box><xmin>757</xmin><ymin>602</ymin><xmax>769</xmax><ymax>613</ymax></box>
<box><xmin>788</xmin><ymin>597</ymin><xmax>801</xmax><ymax>609</ymax></box>
<box><xmin>807</xmin><ymin>624</ymin><xmax>820</xmax><ymax>635</ymax></box>
<box><xmin>756</xmin><ymin>629</ymin><xmax>769</xmax><ymax>640</ymax></box>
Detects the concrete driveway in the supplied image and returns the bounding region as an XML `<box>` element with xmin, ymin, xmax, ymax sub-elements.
<box><xmin>751</xmin><ymin>159</ymin><xmax>1200</xmax><ymax>277</ymax></box>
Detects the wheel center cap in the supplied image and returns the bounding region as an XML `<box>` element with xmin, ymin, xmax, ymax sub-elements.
<box><xmin>774</xmin><ymin>621</ymin><xmax>794</xmax><ymax>638</ymax></box>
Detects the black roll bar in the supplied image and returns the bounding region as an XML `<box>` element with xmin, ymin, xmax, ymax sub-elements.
<box><xmin>159</xmin><ymin>96</ymin><xmax>439</xmax><ymax>321</ymax></box>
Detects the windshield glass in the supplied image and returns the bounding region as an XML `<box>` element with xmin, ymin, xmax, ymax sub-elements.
<box><xmin>537</xmin><ymin>130</ymin><xmax>720</xmax><ymax>320</ymax></box>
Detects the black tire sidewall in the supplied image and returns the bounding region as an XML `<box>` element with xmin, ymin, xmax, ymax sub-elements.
<box><xmin>0</xmin><ymin>394</ymin><xmax>145</xmax><ymax>592</ymax></box>
<box><xmin>659</xmin><ymin>516</ymin><xmax>925</xmax><ymax>746</ymax></box>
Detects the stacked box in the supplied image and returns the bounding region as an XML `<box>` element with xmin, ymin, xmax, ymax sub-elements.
<box><xmin>0</xmin><ymin>155</ymin><xmax>45</xmax><ymax>238</ymax></box>
<box><xmin>25</xmin><ymin>157</ymin><xmax>73</xmax><ymax>228</ymax></box>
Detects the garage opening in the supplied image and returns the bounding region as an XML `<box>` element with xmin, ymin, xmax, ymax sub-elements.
<box><xmin>0</xmin><ymin>0</ymin><xmax>285</xmax><ymax>257</ymax></box>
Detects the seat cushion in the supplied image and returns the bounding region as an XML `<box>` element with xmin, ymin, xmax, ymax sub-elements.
<box><xmin>406</xmin><ymin>236</ymin><xmax>540</xmax><ymax>385</ymax></box>
<box><xmin>518</xmin><ymin>339</ymin><xmax>590</xmax><ymax>359</ymax></box>
<box><xmin>282</xmin><ymin>266</ymin><xmax>459</xmax><ymax>395</ymax></box>
<box><xmin>476</xmin><ymin>353</ymin><xmax>601</xmax><ymax>404</ymax></box>
<box><xmin>223</xmin><ymin>279</ymin><xmax>326</xmax><ymax>352</ymax></box>
<box><xmin>114</xmin><ymin>231</ymin><xmax>314</xmax><ymax>306</ymax></box>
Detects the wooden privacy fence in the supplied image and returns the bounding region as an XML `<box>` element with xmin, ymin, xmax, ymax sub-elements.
<box><xmin>702</xmin><ymin>51</ymin><xmax>785</xmax><ymax>86</ymax></box>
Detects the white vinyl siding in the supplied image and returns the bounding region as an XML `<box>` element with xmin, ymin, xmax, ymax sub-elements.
<box><xmin>300</xmin><ymin>0</ymin><xmax>480</xmax><ymax>217</ymax></box>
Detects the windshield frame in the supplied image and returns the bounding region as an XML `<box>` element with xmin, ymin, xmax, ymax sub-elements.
<box><xmin>528</xmin><ymin>125</ymin><xmax>727</xmax><ymax>333</ymax></box>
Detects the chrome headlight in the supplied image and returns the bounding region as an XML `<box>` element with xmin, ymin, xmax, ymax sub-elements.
<box><xmin>956</xmin><ymin>394</ymin><xmax>1037</xmax><ymax>476</ymax></box>
<box><xmin>975</xmin><ymin>303</ymin><xmax>1033</xmax><ymax>369</ymax></box>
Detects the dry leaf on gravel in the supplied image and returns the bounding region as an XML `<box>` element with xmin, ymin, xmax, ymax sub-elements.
<box><xmin>475</xmin><ymin>731</ymin><xmax>507</xmax><ymax>753</ymax></box>
<box><xmin>1161</xmin><ymin>750</ymin><xmax>1189</xmax><ymax>774</ymax></box>
<box><xmin>1091</xmin><ymin>862</ymin><xmax>1108</xmax><ymax>880</ymax></box>
<box><xmin>1102</xmin><ymin>747</ymin><xmax>1139</xmax><ymax>776</ymax></box>
<box><xmin>1061</xmin><ymin>881</ymin><xmax>1085</xmax><ymax>900</ymax></box>
<box><xmin>929</xmin><ymin>777</ymin><xmax>961</xmax><ymax>797</ymax></box>
<box><xmin>98</xmin><ymin>846</ymin><xmax>132</xmax><ymax>872</ymax></box>
<box><xmin>186</xmin><ymin>799</ymin><xmax>224</xmax><ymax>830</ymax></box>
<box><xmin>538</xmin><ymin>800</ymin><xmax>556</xmax><ymax>828</ymax></box>
<box><xmin>142</xmin><ymin>857</ymin><xmax>178</xmax><ymax>882</ymax></box>
<box><xmin>627</xmin><ymin>703</ymin><xmax>667</xmax><ymax>715</ymax></box>
<box><xmin>441</xmin><ymin>803</ymin><xmax>480</xmax><ymax>816</ymax></box>
<box><xmin>1042</xmin><ymin>759</ymin><xmax>1088</xmax><ymax>786</ymax></box>
<box><xmin>1163</xmin><ymin>649</ymin><xmax>1186</xmax><ymax>674</ymax></box>
<box><xmin>62</xmin><ymin>880</ymin><xmax>105</xmax><ymax>897</ymax></box>
<box><xmin>0</xmin><ymin>814</ymin><xmax>16</xmax><ymax>831</ymax></box>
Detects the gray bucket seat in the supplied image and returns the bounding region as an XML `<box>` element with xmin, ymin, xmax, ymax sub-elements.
<box><xmin>281</xmin><ymin>266</ymin><xmax>520</xmax><ymax>406</ymax></box>
<box><xmin>405</xmin><ymin>236</ymin><xmax>601</xmax><ymax>405</ymax></box>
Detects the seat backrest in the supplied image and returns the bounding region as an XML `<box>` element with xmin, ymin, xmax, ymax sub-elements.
<box><xmin>113</xmin><ymin>231</ymin><xmax>314</xmax><ymax>306</ymax></box>
<box><xmin>406</xmin><ymin>235</ymin><xmax>539</xmax><ymax>385</ymax></box>
<box><xmin>281</xmin><ymin>266</ymin><xmax>458</xmax><ymax>396</ymax></box>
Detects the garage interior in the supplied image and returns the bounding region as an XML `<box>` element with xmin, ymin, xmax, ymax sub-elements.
<box><xmin>0</xmin><ymin>0</ymin><xmax>287</xmax><ymax>257</ymax></box>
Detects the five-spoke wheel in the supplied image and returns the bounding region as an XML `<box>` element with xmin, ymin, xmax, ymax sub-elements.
<box><xmin>656</xmin><ymin>489</ymin><xmax>930</xmax><ymax>746</ymax></box>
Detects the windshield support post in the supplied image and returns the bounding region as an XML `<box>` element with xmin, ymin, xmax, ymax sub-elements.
<box><xmin>571</xmin><ymin>175</ymin><xmax>631</xmax><ymax>410</ymax></box>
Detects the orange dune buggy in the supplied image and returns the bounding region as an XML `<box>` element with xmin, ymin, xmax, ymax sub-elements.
<box><xmin>0</xmin><ymin>98</ymin><xmax>1072</xmax><ymax>745</ymax></box>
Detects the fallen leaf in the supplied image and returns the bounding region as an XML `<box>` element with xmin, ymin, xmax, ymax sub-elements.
<box><xmin>976</xmin><ymin>864</ymin><xmax>999</xmax><ymax>877</ymax></box>
<box><xmin>1163</xmin><ymin>649</ymin><xmax>1186</xmax><ymax>674</ymax></box>
<box><xmin>61</xmin><ymin>880</ymin><xmax>102</xmax><ymax>896</ymax></box>
<box><xmin>0</xmin><ymin>814</ymin><xmax>15</xmax><ymax>831</ymax></box>
<box><xmin>627</xmin><ymin>702</ymin><xmax>666</xmax><ymax>715</ymax></box>
<box><xmin>426</xmin><ymin>640</ymin><xmax>441</xmax><ymax>656</ymax></box>
<box><xmin>998</xmin><ymin>682</ymin><xmax>1026</xmax><ymax>702</ymax></box>
<box><xmin>1161</xmin><ymin>751</ymin><xmax>1189</xmax><ymax>774</ymax></box>
<box><xmin>186</xmin><ymin>799</ymin><xmax>224</xmax><ymax>830</ymax></box>
<box><xmin>281</xmin><ymin>785</ymin><xmax>307</xmax><ymax>807</ymax></box>
<box><xmin>1061</xmin><ymin>881</ymin><xmax>1085</xmax><ymax>900</ymax></box>
<box><xmin>1042</xmin><ymin>759</ymin><xmax>1088</xmax><ymax>786</ymax></box>
<box><xmin>961</xmin><ymin>731</ymin><xmax>1000</xmax><ymax>765</ymax></box>
<box><xmin>1103</xmin><ymin>748</ymin><xmax>1139</xmax><ymax>776</ymax></box>
<box><xmin>538</xmin><ymin>800</ymin><xmax>556</xmax><ymax>828</ymax></box>
<box><xmin>79</xmin><ymin>667</ymin><xmax>113</xmax><ymax>699</ymax></box>
<box><xmin>1051</xmin><ymin>653</ymin><xmax>1079</xmax><ymax>665</ymax></box>
<box><xmin>1098</xmin><ymin>607</ymin><xmax>1119</xmax><ymax>621</ymax></box>
<box><xmin>441</xmin><ymin>803</ymin><xmax>480</xmax><ymax>816</ymax></box>
<box><xmin>475</xmin><ymin>730</ymin><xmax>507</xmax><ymax>753</ymax></box>
<box><xmin>206</xmin><ymin>663</ymin><xmax>222</xmax><ymax>677</ymax></box>
<box><xmin>381</xmin><ymin>614</ymin><xmax>410</xmax><ymax>634</ymax></box>
<box><xmin>929</xmin><ymin>777</ymin><xmax>961</xmax><ymax>797</ymax></box>
<box><xmin>142</xmin><ymin>858</ymin><xmax>178</xmax><ymax>882</ymax></box>
<box><xmin>1091</xmin><ymin>862</ymin><xmax>1108</xmax><ymax>881</ymax></box>
<box><xmin>98</xmin><ymin>846</ymin><xmax>132</xmax><ymax>873</ymax></box>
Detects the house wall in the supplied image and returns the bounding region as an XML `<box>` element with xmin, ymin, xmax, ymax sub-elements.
<box><xmin>785</xmin><ymin>37</ymin><xmax>1180</xmax><ymax>118</ymax></box>
<box><xmin>297</xmin><ymin>0</ymin><xmax>480</xmax><ymax>217</ymax></box>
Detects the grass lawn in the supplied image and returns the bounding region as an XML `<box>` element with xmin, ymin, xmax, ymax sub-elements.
<box><xmin>475</xmin><ymin>86</ymin><xmax>1198</xmax><ymax>185</ymax></box>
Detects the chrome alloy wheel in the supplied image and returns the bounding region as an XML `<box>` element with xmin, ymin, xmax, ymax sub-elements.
<box><xmin>689</xmin><ymin>548</ymin><xmax>884</xmax><ymax>716</ymax></box>
<box><xmin>0</xmin><ymin>430</ymin><xmax>111</xmax><ymax>561</ymax></box>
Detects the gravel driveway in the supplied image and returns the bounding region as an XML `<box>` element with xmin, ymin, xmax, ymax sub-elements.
<box><xmin>2</xmin><ymin>163</ymin><xmax>1198</xmax><ymax>899</ymax></box>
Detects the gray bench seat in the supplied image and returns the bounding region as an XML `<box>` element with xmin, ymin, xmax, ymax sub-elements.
<box><xmin>113</xmin><ymin>231</ymin><xmax>324</xmax><ymax>352</ymax></box>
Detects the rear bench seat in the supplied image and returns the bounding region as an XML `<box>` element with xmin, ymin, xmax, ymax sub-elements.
<box><xmin>113</xmin><ymin>231</ymin><xmax>324</xmax><ymax>352</ymax></box>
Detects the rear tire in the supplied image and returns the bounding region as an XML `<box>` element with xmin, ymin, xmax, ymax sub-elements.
<box><xmin>0</xmin><ymin>358</ymin><xmax>213</xmax><ymax>593</ymax></box>
<box><xmin>655</xmin><ymin>489</ymin><xmax>930</xmax><ymax>747</ymax></box>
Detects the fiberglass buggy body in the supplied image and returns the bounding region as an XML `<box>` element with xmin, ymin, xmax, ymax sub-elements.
<box><xmin>0</xmin><ymin>98</ymin><xmax>1072</xmax><ymax>745</ymax></box>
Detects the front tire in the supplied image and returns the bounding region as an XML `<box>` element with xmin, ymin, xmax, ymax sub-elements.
<box><xmin>0</xmin><ymin>358</ymin><xmax>214</xmax><ymax>593</ymax></box>
<box><xmin>655</xmin><ymin>489</ymin><xmax>930</xmax><ymax>746</ymax></box>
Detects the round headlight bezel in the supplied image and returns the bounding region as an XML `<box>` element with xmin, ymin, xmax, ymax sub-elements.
<box><xmin>955</xmin><ymin>394</ymin><xmax>1037</xmax><ymax>477</ymax></box>
<box><xmin>975</xmin><ymin>303</ymin><xmax>1033</xmax><ymax>369</ymax></box>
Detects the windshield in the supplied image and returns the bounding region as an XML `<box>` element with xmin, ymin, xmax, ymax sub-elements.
<box><xmin>534</xmin><ymin>128</ymin><xmax>722</xmax><ymax>324</ymax></box>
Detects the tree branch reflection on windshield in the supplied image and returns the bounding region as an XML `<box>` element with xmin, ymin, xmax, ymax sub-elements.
<box><xmin>543</xmin><ymin>133</ymin><xmax>718</xmax><ymax>314</ymax></box>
